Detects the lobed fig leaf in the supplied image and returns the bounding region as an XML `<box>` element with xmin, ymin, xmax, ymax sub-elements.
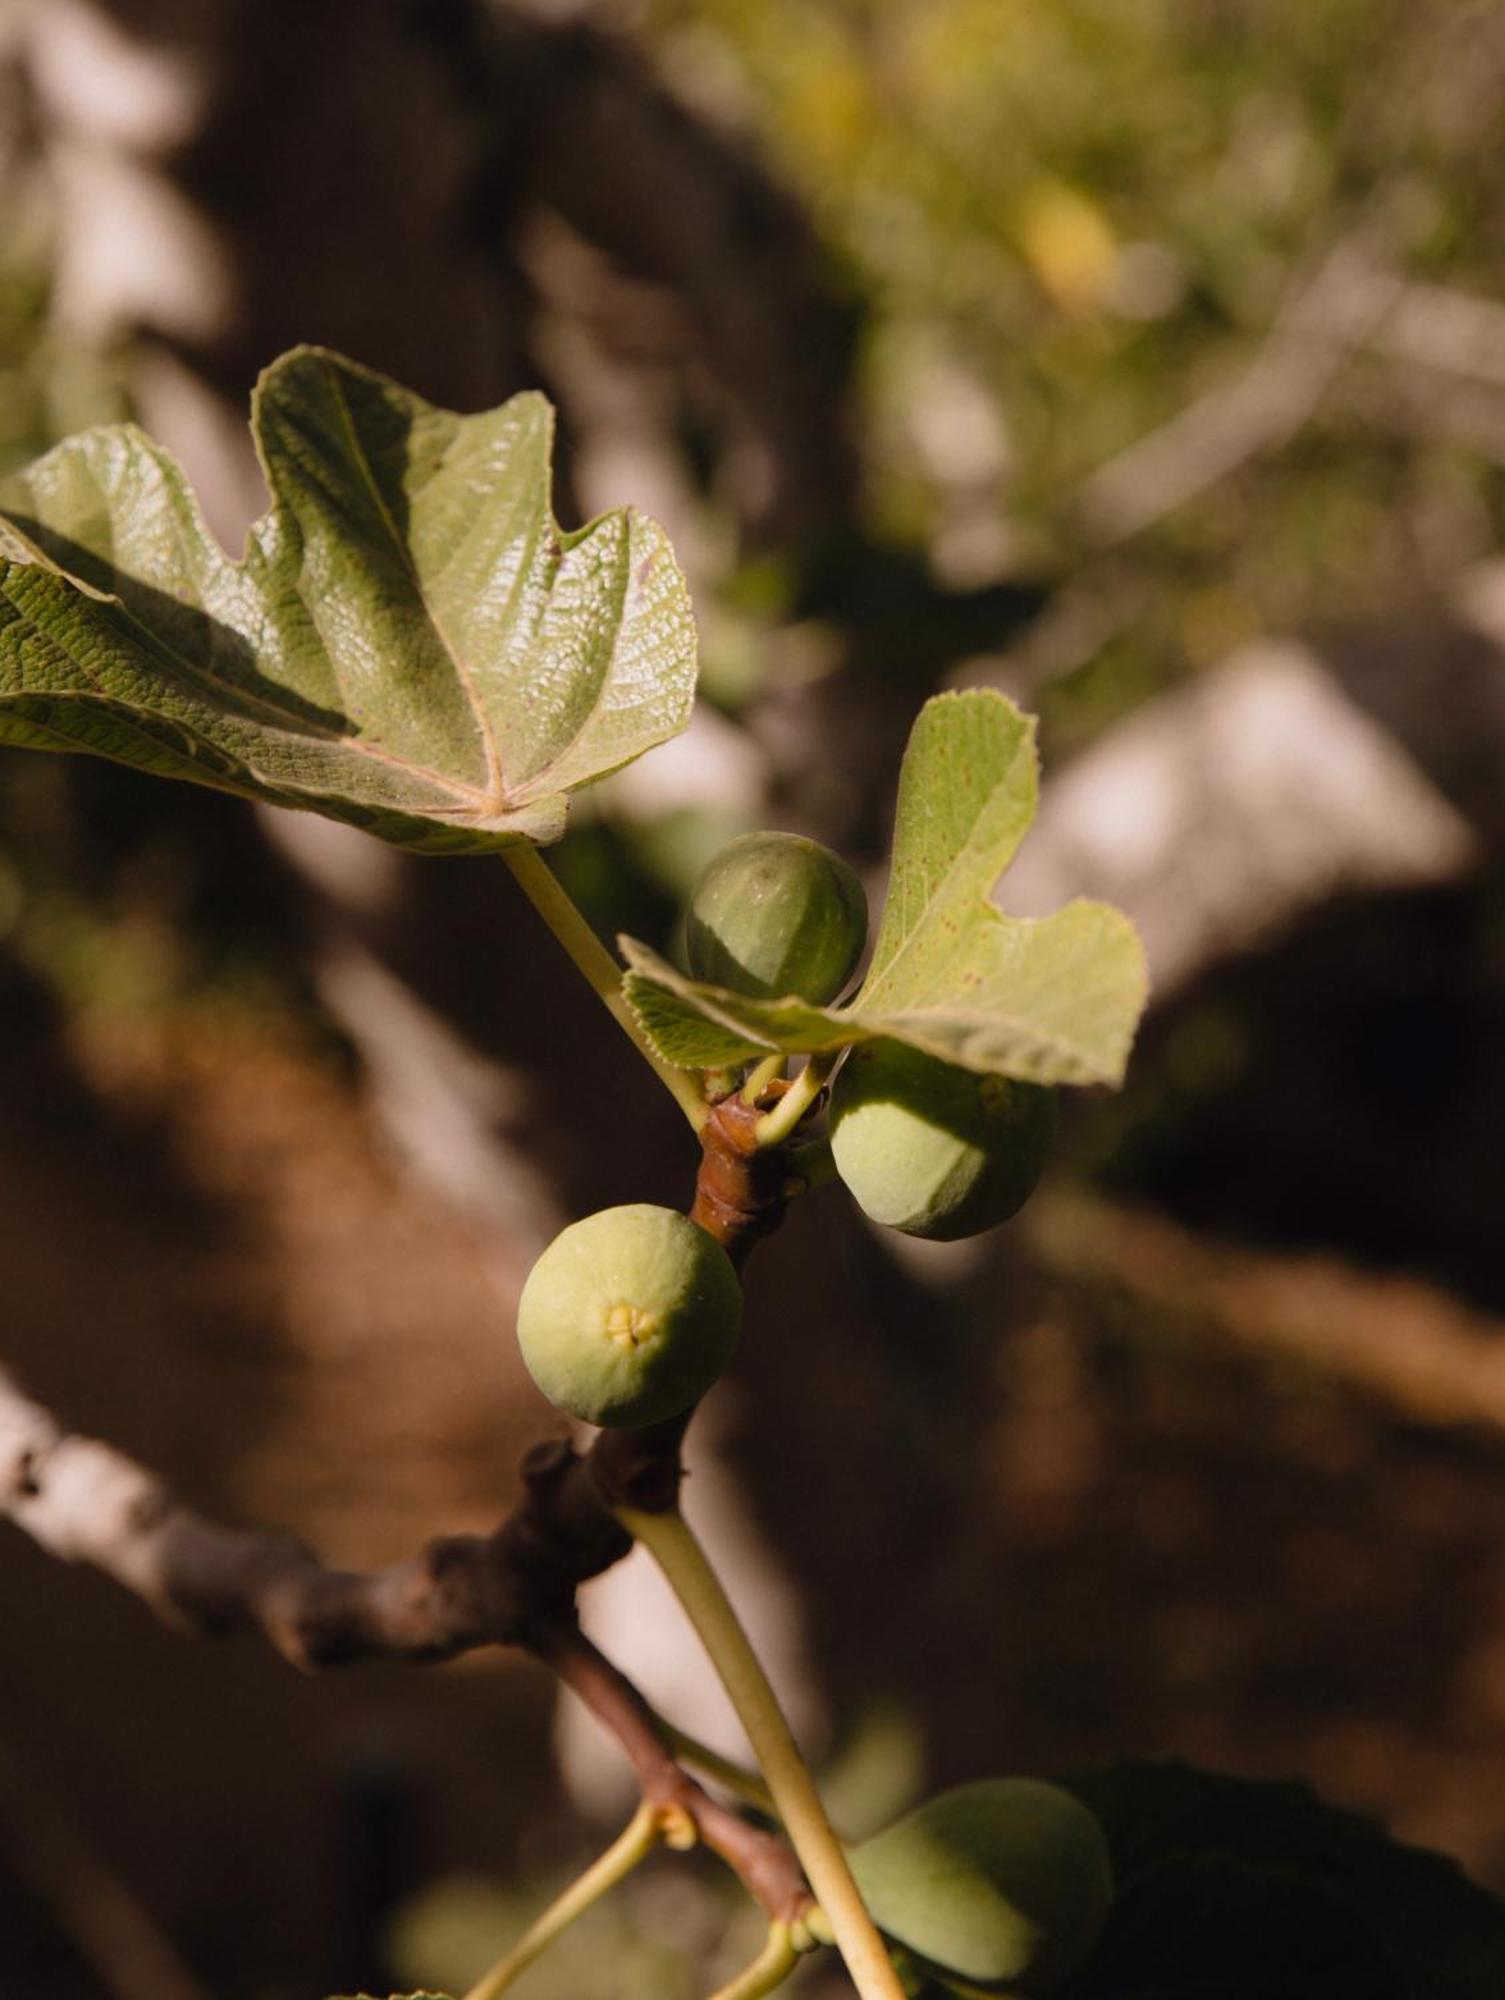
<box><xmin>516</xmin><ymin>1204</ymin><xmax>741</xmax><ymax>1428</ymax></box>
<box><xmin>829</xmin><ymin>1040</ymin><xmax>1055</xmax><ymax>1240</ymax></box>
<box><xmin>848</xmin><ymin>1778</ymin><xmax>1113</xmax><ymax>1994</ymax></box>
<box><xmin>621</xmin><ymin>690</ymin><xmax>1147</xmax><ymax>1090</ymax></box>
<box><xmin>0</xmin><ymin>347</ymin><xmax>696</xmax><ymax>852</ymax></box>
<box><xmin>685</xmin><ymin>830</ymin><xmax>867</xmax><ymax>1003</ymax></box>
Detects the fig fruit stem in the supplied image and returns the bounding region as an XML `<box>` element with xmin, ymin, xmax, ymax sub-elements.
<box><xmin>753</xmin><ymin>1052</ymin><xmax>837</xmax><ymax>1150</ymax></box>
<box><xmin>618</xmin><ymin>1504</ymin><xmax>906</xmax><ymax>2000</ymax></box>
<box><xmin>460</xmin><ymin>1799</ymin><xmax>662</xmax><ymax>2000</ymax></box>
<box><xmin>707</xmin><ymin>1921</ymin><xmax>800</xmax><ymax>1999</ymax></box>
<box><xmin>502</xmin><ymin>843</ymin><xmax>709</xmax><ymax>1131</ymax></box>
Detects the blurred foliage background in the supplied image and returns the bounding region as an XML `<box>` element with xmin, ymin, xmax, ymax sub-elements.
<box><xmin>3</xmin><ymin>2</ymin><xmax>1505</xmax><ymax>1997</ymax></box>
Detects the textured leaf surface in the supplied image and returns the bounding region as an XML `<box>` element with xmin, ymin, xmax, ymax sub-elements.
<box><xmin>0</xmin><ymin>347</ymin><xmax>696</xmax><ymax>852</ymax></box>
<box><xmin>622</xmin><ymin>690</ymin><xmax>1147</xmax><ymax>1086</ymax></box>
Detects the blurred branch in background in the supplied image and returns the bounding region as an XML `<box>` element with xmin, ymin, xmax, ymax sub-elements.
<box><xmin>1073</xmin><ymin>235</ymin><xmax>1403</xmax><ymax>551</ymax></box>
<box><xmin>996</xmin><ymin>242</ymin><xmax>1505</xmax><ymax>698</ymax></box>
<box><xmin>1030</xmin><ymin>1191</ymin><xmax>1505</xmax><ymax>1440</ymax></box>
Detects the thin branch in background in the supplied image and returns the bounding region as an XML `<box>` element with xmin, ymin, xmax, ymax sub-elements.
<box><xmin>1376</xmin><ymin>279</ymin><xmax>1505</xmax><ymax>390</ymax></box>
<box><xmin>1027</xmin><ymin>1190</ymin><xmax>1505</xmax><ymax>1434</ymax></box>
<box><xmin>1340</xmin><ymin>358</ymin><xmax>1505</xmax><ymax>471</ymax></box>
<box><xmin>1073</xmin><ymin>238</ymin><xmax>1402</xmax><ymax>550</ymax></box>
<box><xmin>982</xmin><ymin>236</ymin><xmax>1405</xmax><ymax>698</ymax></box>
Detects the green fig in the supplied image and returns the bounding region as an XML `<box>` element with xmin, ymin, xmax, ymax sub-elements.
<box><xmin>516</xmin><ymin>1205</ymin><xmax>742</xmax><ymax>1428</ymax></box>
<box><xmin>849</xmin><ymin>1779</ymin><xmax>1113</xmax><ymax>1994</ymax></box>
<box><xmin>685</xmin><ymin>831</ymin><xmax>867</xmax><ymax>1003</ymax></box>
<box><xmin>829</xmin><ymin>1042</ymin><xmax>1055</xmax><ymax>1241</ymax></box>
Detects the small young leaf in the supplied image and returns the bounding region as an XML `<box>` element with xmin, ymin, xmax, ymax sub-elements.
<box><xmin>621</xmin><ymin>938</ymin><xmax>843</xmax><ymax>1068</ymax></box>
<box><xmin>622</xmin><ymin>690</ymin><xmax>1147</xmax><ymax>1088</ymax></box>
<box><xmin>0</xmin><ymin>348</ymin><xmax>696</xmax><ymax>852</ymax></box>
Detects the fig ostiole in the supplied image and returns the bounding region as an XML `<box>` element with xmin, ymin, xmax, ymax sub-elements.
<box><xmin>847</xmin><ymin>1777</ymin><xmax>1113</xmax><ymax>1994</ymax></box>
<box><xmin>685</xmin><ymin>830</ymin><xmax>867</xmax><ymax>1004</ymax></box>
<box><xmin>829</xmin><ymin>1041</ymin><xmax>1055</xmax><ymax>1241</ymax></box>
<box><xmin>516</xmin><ymin>1204</ymin><xmax>742</xmax><ymax>1428</ymax></box>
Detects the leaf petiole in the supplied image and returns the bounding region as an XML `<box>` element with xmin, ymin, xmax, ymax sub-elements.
<box><xmin>460</xmin><ymin>1800</ymin><xmax>664</xmax><ymax>2000</ymax></box>
<box><xmin>502</xmin><ymin>843</ymin><xmax>708</xmax><ymax>1130</ymax></box>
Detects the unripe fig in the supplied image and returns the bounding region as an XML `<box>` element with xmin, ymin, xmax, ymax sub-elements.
<box><xmin>829</xmin><ymin>1042</ymin><xmax>1055</xmax><ymax>1241</ymax></box>
<box><xmin>849</xmin><ymin>1778</ymin><xmax>1113</xmax><ymax>1994</ymax></box>
<box><xmin>516</xmin><ymin>1205</ymin><xmax>741</xmax><ymax>1428</ymax></box>
<box><xmin>685</xmin><ymin>831</ymin><xmax>867</xmax><ymax>1003</ymax></box>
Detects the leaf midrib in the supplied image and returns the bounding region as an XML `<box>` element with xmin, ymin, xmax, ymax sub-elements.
<box><xmin>323</xmin><ymin>364</ymin><xmax>505</xmax><ymax>810</ymax></box>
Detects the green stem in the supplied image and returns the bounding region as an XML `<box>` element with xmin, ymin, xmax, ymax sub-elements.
<box><xmin>707</xmin><ymin>1922</ymin><xmax>800</xmax><ymax>2000</ymax></box>
<box><xmin>618</xmin><ymin>1506</ymin><xmax>905</xmax><ymax>2000</ymax></box>
<box><xmin>753</xmin><ymin>1053</ymin><xmax>836</xmax><ymax>1150</ymax></box>
<box><xmin>460</xmin><ymin>1803</ymin><xmax>662</xmax><ymax>2000</ymax></box>
<box><xmin>658</xmin><ymin>1721</ymin><xmax>779</xmax><ymax>1819</ymax></box>
<box><xmin>741</xmin><ymin>1053</ymin><xmax>786</xmax><ymax>1106</ymax></box>
<box><xmin>502</xmin><ymin>844</ymin><xmax>707</xmax><ymax>1130</ymax></box>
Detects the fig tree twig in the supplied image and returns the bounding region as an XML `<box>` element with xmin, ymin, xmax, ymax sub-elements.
<box><xmin>0</xmin><ymin>1369</ymin><xmax>815</xmax><ymax>1934</ymax></box>
<box><xmin>0</xmin><ymin>1096</ymin><xmax>820</xmax><ymax>1969</ymax></box>
<box><xmin>0</xmin><ymin>1370</ymin><xmax>632</xmax><ymax>1669</ymax></box>
<box><xmin>0</xmin><ymin>1086</ymin><xmax>797</xmax><ymax>1657</ymax></box>
<box><xmin>531</xmin><ymin>1619</ymin><xmax>813</xmax><ymax>1926</ymax></box>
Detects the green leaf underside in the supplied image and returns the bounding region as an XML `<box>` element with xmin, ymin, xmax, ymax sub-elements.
<box><xmin>622</xmin><ymin>689</ymin><xmax>1148</xmax><ymax>1089</ymax></box>
<box><xmin>0</xmin><ymin>348</ymin><xmax>697</xmax><ymax>852</ymax></box>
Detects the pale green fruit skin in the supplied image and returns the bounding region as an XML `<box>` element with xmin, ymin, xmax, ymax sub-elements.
<box><xmin>830</xmin><ymin>1042</ymin><xmax>1056</xmax><ymax>1241</ymax></box>
<box><xmin>849</xmin><ymin>1778</ymin><xmax>1113</xmax><ymax>1994</ymax></box>
<box><xmin>517</xmin><ymin>1205</ymin><xmax>742</xmax><ymax>1428</ymax></box>
<box><xmin>685</xmin><ymin>831</ymin><xmax>867</xmax><ymax>1003</ymax></box>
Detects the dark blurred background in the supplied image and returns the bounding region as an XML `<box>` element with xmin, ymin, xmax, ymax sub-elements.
<box><xmin>3</xmin><ymin>2</ymin><xmax>1505</xmax><ymax>1995</ymax></box>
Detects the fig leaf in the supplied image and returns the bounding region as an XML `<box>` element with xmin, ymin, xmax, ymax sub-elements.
<box><xmin>622</xmin><ymin>689</ymin><xmax>1147</xmax><ymax>1088</ymax></box>
<box><xmin>0</xmin><ymin>348</ymin><xmax>696</xmax><ymax>852</ymax></box>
